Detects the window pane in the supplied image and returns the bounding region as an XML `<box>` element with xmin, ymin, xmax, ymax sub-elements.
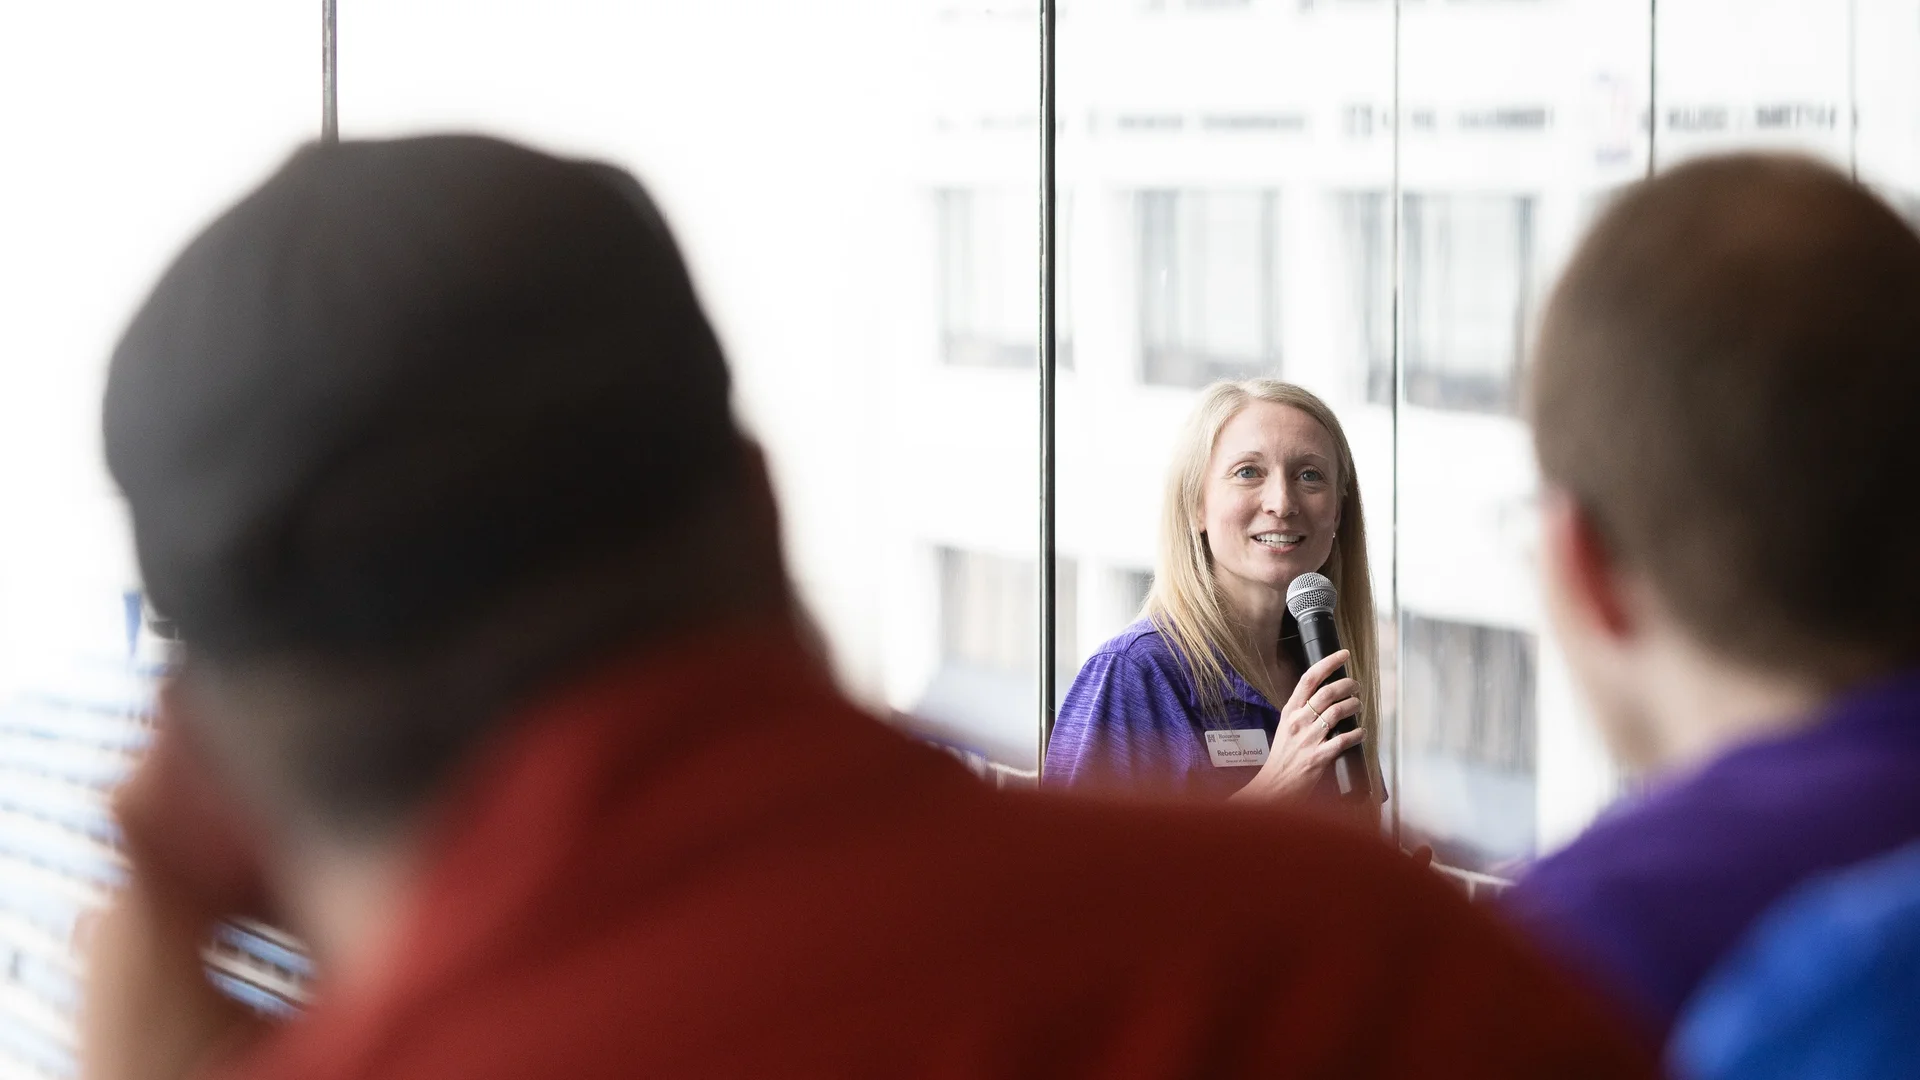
<box><xmin>1139</xmin><ymin>190</ymin><xmax>1281</xmax><ymax>388</ymax></box>
<box><xmin>939</xmin><ymin>188</ymin><xmax>1074</xmax><ymax>369</ymax></box>
<box><xmin>1654</xmin><ymin>0</ymin><xmax>1851</xmax><ymax>170</ymax></box>
<box><xmin>1855</xmin><ymin>1</ymin><xmax>1920</xmax><ymax>217</ymax></box>
<box><xmin>1056</xmin><ymin>0</ymin><xmax>1399</xmax><ymax>791</ymax></box>
<box><xmin>1398</xmin><ymin>0</ymin><xmax>1650</xmax><ymax>872</ymax></box>
<box><xmin>1338</xmin><ymin>191</ymin><xmax>1396</xmax><ymax>407</ymax></box>
<box><xmin>920</xmin><ymin>548</ymin><xmax>1077</xmax><ymax>764</ymax></box>
<box><xmin>1400</xmin><ymin>614</ymin><xmax>1539</xmax><ymax>869</ymax></box>
<box><xmin>343</xmin><ymin>0</ymin><xmax>1040</xmax><ymax>770</ymax></box>
<box><xmin>0</xmin><ymin>0</ymin><xmax>319</xmax><ymax>1058</ymax></box>
<box><xmin>1402</xmin><ymin>194</ymin><xmax>1534</xmax><ymax>415</ymax></box>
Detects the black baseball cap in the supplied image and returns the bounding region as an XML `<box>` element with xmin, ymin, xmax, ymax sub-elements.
<box><xmin>104</xmin><ymin>135</ymin><xmax>739</xmax><ymax>658</ymax></box>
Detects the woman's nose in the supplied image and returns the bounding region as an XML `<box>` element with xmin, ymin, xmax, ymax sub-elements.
<box><xmin>1263</xmin><ymin>479</ymin><xmax>1296</xmax><ymax>518</ymax></box>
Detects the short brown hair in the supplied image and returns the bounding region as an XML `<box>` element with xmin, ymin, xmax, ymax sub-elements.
<box><xmin>1531</xmin><ymin>153</ymin><xmax>1920</xmax><ymax>677</ymax></box>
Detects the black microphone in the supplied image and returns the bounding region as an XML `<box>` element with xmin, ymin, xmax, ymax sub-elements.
<box><xmin>1285</xmin><ymin>572</ymin><xmax>1371</xmax><ymax>801</ymax></box>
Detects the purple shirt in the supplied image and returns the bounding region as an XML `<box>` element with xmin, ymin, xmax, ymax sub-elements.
<box><xmin>1503</xmin><ymin>668</ymin><xmax>1920</xmax><ymax>1038</ymax></box>
<box><xmin>1044</xmin><ymin>618</ymin><xmax>1288</xmax><ymax>800</ymax></box>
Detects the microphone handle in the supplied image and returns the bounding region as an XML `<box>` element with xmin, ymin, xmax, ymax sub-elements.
<box><xmin>1296</xmin><ymin>611</ymin><xmax>1372</xmax><ymax>801</ymax></box>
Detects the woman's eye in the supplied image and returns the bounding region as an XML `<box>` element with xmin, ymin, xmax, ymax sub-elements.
<box><xmin>1234</xmin><ymin>465</ymin><xmax>1260</xmax><ymax>480</ymax></box>
<box><xmin>1300</xmin><ymin>468</ymin><xmax>1325</xmax><ymax>483</ymax></box>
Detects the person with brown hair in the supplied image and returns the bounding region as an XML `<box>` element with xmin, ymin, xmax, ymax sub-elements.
<box><xmin>1044</xmin><ymin>380</ymin><xmax>1383</xmax><ymax>815</ymax></box>
<box><xmin>1504</xmin><ymin>151</ymin><xmax>1920</xmax><ymax>1039</ymax></box>
<box><xmin>81</xmin><ymin>134</ymin><xmax>1654</xmax><ymax>1080</ymax></box>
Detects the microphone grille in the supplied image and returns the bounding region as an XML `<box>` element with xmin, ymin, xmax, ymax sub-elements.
<box><xmin>1285</xmin><ymin>572</ymin><xmax>1337</xmax><ymax>619</ymax></box>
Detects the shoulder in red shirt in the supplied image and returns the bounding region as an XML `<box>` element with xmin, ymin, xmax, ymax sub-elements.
<box><xmin>219</xmin><ymin>625</ymin><xmax>1653</xmax><ymax>1079</ymax></box>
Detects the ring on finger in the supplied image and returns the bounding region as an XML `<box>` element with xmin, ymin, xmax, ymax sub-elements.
<box><xmin>1310</xmin><ymin>713</ymin><xmax>1330</xmax><ymax>736</ymax></box>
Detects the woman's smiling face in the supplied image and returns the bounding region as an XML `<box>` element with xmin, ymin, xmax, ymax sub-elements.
<box><xmin>1198</xmin><ymin>400</ymin><xmax>1343</xmax><ymax>608</ymax></box>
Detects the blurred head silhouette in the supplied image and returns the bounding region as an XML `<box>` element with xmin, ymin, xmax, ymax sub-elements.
<box><xmin>104</xmin><ymin>135</ymin><xmax>792</xmax><ymax>946</ymax></box>
<box><xmin>1530</xmin><ymin>152</ymin><xmax>1920</xmax><ymax>771</ymax></box>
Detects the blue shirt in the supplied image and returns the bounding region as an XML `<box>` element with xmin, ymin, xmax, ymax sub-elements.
<box><xmin>1044</xmin><ymin>618</ymin><xmax>1288</xmax><ymax>800</ymax></box>
<box><xmin>1670</xmin><ymin>839</ymin><xmax>1920</xmax><ymax>1080</ymax></box>
<box><xmin>1503</xmin><ymin>668</ymin><xmax>1920</xmax><ymax>1039</ymax></box>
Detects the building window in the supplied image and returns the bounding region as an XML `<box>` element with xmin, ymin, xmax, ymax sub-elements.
<box><xmin>1138</xmin><ymin>190</ymin><xmax>1281</xmax><ymax>388</ymax></box>
<box><xmin>1400</xmin><ymin>194</ymin><xmax>1534</xmax><ymax>414</ymax></box>
<box><xmin>940</xmin><ymin>547</ymin><xmax>1077</xmax><ymax>676</ymax></box>
<box><xmin>1116</xmin><ymin>569</ymin><xmax>1153</xmax><ymax>621</ymax></box>
<box><xmin>1399</xmin><ymin>612</ymin><xmax>1538</xmax><ymax>870</ymax></box>
<box><xmin>1401</xmin><ymin>613</ymin><xmax>1537</xmax><ymax>775</ymax></box>
<box><xmin>1336</xmin><ymin>192</ymin><xmax>1395</xmax><ymax>405</ymax></box>
<box><xmin>915</xmin><ymin>548</ymin><xmax>1079</xmax><ymax>768</ymax></box>
<box><xmin>937</xmin><ymin>189</ymin><xmax>1072</xmax><ymax>369</ymax></box>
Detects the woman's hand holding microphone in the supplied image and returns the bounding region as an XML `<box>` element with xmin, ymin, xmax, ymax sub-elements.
<box><xmin>1229</xmin><ymin>649</ymin><xmax>1365</xmax><ymax>805</ymax></box>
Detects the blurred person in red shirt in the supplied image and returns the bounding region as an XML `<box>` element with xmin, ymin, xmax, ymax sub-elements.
<box><xmin>83</xmin><ymin>135</ymin><xmax>1651</xmax><ymax>1080</ymax></box>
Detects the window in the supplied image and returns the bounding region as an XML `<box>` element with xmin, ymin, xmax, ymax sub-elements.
<box><xmin>913</xmin><ymin>548</ymin><xmax>1077</xmax><ymax>769</ymax></box>
<box><xmin>1400</xmin><ymin>194</ymin><xmax>1534</xmax><ymax>414</ymax></box>
<box><xmin>938</xmin><ymin>189</ymin><xmax>1072</xmax><ymax>369</ymax></box>
<box><xmin>1655</xmin><ymin>0</ymin><xmax>1851</xmax><ymax>168</ymax></box>
<box><xmin>18</xmin><ymin>3</ymin><xmax>1920</xmax><ymax>982</ymax></box>
<box><xmin>1336</xmin><ymin>192</ymin><xmax>1395</xmax><ymax>405</ymax></box>
<box><xmin>1115</xmin><ymin>569</ymin><xmax>1153</xmax><ymax>622</ymax></box>
<box><xmin>1343</xmin><ymin>191</ymin><xmax>1535</xmax><ymax>413</ymax></box>
<box><xmin>940</xmin><ymin>547</ymin><xmax>1077</xmax><ymax>677</ymax></box>
<box><xmin>1399</xmin><ymin>613</ymin><xmax>1539</xmax><ymax>870</ymax></box>
<box><xmin>1402</xmin><ymin>614</ymin><xmax>1537</xmax><ymax>773</ymax></box>
<box><xmin>1137</xmin><ymin>190</ymin><xmax>1282</xmax><ymax>388</ymax></box>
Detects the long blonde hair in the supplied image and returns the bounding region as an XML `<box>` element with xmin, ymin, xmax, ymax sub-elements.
<box><xmin>1145</xmin><ymin>379</ymin><xmax>1383</xmax><ymax>792</ymax></box>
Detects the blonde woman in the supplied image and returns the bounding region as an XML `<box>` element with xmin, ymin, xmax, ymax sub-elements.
<box><xmin>1045</xmin><ymin>380</ymin><xmax>1384</xmax><ymax>814</ymax></box>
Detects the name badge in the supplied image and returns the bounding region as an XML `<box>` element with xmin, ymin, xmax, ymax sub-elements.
<box><xmin>1205</xmin><ymin>728</ymin><xmax>1270</xmax><ymax>768</ymax></box>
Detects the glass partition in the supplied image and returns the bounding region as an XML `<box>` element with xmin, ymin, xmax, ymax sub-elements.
<box><xmin>0</xmin><ymin>3</ymin><xmax>320</xmax><ymax>1069</ymax></box>
<box><xmin>1854</xmin><ymin>0</ymin><xmax>1920</xmax><ymax>211</ymax></box>
<box><xmin>0</xmin><ymin>3</ymin><xmax>318</xmax><ymax>694</ymax></box>
<box><xmin>1395</xmin><ymin>0</ymin><xmax>1649</xmax><ymax>872</ymax></box>
<box><xmin>1654</xmin><ymin>0</ymin><xmax>1851</xmax><ymax>169</ymax></box>
<box><xmin>341</xmin><ymin>0</ymin><xmax>1041</xmax><ymax>768</ymax></box>
<box><xmin>8</xmin><ymin>2</ymin><xmax>1920</xmax><ymax>1070</ymax></box>
<box><xmin>1053</xmin><ymin>1</ymin><xmax>1399</xmax><ymax>780</ymax></box>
